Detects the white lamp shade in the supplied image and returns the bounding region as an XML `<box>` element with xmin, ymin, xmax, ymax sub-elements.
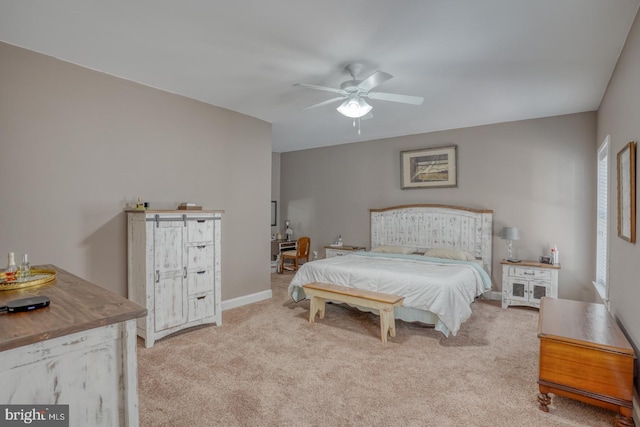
<box><xmin>501</xmin><ymin>227</ymin><xmax>520</xmax><ymax>241</ymax></box>
<box><xmin>336</xmin><ymin>97</ymin><xmax>372</xmax><ymax>118</ymax></box>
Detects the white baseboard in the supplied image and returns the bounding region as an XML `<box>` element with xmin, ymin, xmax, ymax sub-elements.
<box><xmin>483</xmin><ymin>291</ymin><xmax>502</xmax><ymax>301</ymax></box>
<box><xmin>221</xmin><ymin>289</ymin><xmax>272</xmax><ymax>311</ymax></box>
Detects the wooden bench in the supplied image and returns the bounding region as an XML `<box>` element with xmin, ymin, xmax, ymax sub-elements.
<box><xmin>302</xmin><ymin>282</ymin><xmax>404</xmax><ymax>343</ymax></box>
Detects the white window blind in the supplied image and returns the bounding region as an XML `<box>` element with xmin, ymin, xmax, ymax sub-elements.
<box><xmin>595</xmin><ymin>137</ymin><xmax>609</xmax><ymax>288</ymax></box>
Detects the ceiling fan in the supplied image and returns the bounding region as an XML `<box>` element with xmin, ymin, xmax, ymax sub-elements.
<box><xmin>295</xmin><ymin>63</ymin><xmax>424</xmax><ymax>119</ymax></box>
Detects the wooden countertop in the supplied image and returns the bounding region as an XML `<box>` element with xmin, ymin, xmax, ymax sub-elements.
<box><xmin>538</xmin><ymin>297</ymin><xmax>634</xmax><ymax>356</ymax></box>
<box><xmin>0</xmin><ymin>264</ymin><xmax>146</xmax><ymax>352</ymax></box>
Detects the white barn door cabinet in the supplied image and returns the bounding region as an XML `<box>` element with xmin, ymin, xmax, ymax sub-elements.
<box><xmin>127</xmin><ymin>210</ymin><xmax>223</xmax><ymax>348</ymax></box>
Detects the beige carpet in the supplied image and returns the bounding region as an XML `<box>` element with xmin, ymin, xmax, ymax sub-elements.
<box><xmin>137</xmin><ymin>273</ymin><xmax>618</xmax><ymax>426</ymax></box>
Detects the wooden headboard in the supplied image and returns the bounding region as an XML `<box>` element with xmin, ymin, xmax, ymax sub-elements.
<box><xmin>370</xmin><ymin>204</ymin><xmax>494</xmax><ymax>275</ymax></box>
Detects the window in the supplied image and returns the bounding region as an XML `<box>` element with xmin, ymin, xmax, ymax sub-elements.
<box><xmin>595</xmin><ymin>136</ymin><xmax>609</xmax><ymax>300</ymax></box>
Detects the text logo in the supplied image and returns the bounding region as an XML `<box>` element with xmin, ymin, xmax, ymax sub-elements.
<box><xmin>0</xmin><ymin>405</ymin><xmax>68</xmax><ymax>426</ymax></box>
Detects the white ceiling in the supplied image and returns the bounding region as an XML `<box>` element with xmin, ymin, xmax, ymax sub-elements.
<box><xmin>1</xmin><ymin>1</ymin><xmax>639</xmax><ymax>153</ymax></box>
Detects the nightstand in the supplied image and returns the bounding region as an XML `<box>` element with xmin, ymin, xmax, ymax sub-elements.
<box><xmin>501</xmin><ymin>260</ymin><xmax>560</xmax><ymax>309</ymax></box>
<box><xmin>324</xmin><ymin>245</ymin><xmax>366</xmax><ymax>258</ymax></box>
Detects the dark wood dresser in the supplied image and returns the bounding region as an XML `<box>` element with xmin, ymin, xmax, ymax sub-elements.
<box><xmin>537</xmin><ymin>297</ymin><xmax>636</xmax><ymax>426</ymax></box>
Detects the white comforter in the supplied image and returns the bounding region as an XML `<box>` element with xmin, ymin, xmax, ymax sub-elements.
<box><xmin>288</xmin><ymin>252</ymin><xmax>492</xmax><ymax>337</ymax></box>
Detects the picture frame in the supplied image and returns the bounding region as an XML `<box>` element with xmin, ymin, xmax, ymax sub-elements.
<box><xmin>401</xmin><ymin>145</ymin><xmax>457</xmax><ymax>189</ymax></box>
<box><xmin>539</xmin><ymin>255</ymin><xmax>552</xmax><ymax>265</ymax></box>
<box><xmin>617</xmin><ymin>141</ymin><xmax>636</xmax><ymax>243</ymax></box>
<box><xmin>271</xmin><ymin>201</ymin><xmax>277</xmax><ymax>227</ymax></box>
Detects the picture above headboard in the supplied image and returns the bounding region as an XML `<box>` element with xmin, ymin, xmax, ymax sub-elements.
<box><xmin>370</xmin><ymin>204</ymin><xmax>494</xmax><ymax>275</ymax></box>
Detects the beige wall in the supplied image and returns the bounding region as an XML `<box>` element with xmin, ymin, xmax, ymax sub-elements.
<box><xmin>0</xmin><ymin>42</ymin><xmax>272</xmax><ymax>301</ymax></box>
<box><xmin>280</xmin><ymin>112</ymin><xmax>597</xmax><ymax>301</ymax></box>
<box><xmin>597</xmin><ymin>9</ymin><xmax>640</xmax><ymax>392</ymax></box>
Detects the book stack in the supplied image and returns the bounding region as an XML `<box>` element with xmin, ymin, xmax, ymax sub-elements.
<box><xmin>177</xmin><ymin>202</ymin><xmax>202</xmax><ymax>211</ymax></box>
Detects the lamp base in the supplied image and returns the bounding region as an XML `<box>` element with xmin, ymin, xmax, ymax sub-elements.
<box><xmin>506</xmin><ymin>258</ymin><xmax>521</xmax><ymax>263</ymax></box>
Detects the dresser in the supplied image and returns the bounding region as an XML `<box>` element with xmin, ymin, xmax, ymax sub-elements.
<box><xmin>127</xmin><ymin>210</ymin><xmax>223</xmax><ymax>348</ymax></box>
<box><xmin>537</xmin><ymin>297</ymin><xmax>636</xmax><ymax>426</ymax></box>
<box><xmin>324</xmin><ymin>245</ymin><xmax>366</xmax><ymax>258</ymax></box>
<box><xmin>0</xmin><ymin>265</ymin><xmax>146</xmax><ymax>426</ymax></box>
<box><xmin>501</xmin><ymin>260</ymin><xmax>559</xmax><ymax>309</ymax></box>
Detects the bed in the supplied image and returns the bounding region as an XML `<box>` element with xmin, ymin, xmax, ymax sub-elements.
<box><xmin>288</xmin><ymin>204</ymin><xmax>494</xmax><ymax>337</ymax></box>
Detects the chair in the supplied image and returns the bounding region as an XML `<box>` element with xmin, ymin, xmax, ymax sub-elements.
<box><xmin>279</xmin><ymin>237</ymin><xmax>310</xmax><ymax>273</ymax></box>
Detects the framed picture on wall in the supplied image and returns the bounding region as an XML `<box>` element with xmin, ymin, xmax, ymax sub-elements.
<box><xmin>401</xmin><ymin>145</ymin><xmax>457</xmax><ymax>189</ymax></box>
<box><xmin>617</xmin><ymin>141</ymin><xmax>636</xmax><ymax>243</ymax></box>
<box><xmin>271</xmin><ymin>201</ymin><xmax>277</xmax><ymax>227</ymax></box>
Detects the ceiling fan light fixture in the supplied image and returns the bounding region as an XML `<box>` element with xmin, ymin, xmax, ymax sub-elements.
<box><xmin>336</xmin><ymin>97</ymin><xmax>372</xmax><ymax>118</ymax></box>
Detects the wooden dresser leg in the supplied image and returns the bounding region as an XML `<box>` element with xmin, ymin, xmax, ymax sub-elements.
<box><xmin>615</xmin><ymin>409</ymin><xmax>635</xmax><ymax>427</ymax></box>
<box><xmin>537</xmin><ymin>392</ymin><xmax>551</xmax><ymax>412</ymax></box>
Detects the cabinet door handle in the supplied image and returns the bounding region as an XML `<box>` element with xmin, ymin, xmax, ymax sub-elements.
<box><xmin>524</xmin><ymin>272</ymin><xmax>535</xmax><ymax>275</ymax></box>
<box><xmin>197</xmin><ymin>295</ymin><xmax>206</xmax><ymax>300</ymax></box>
<box><xmin>155</xmin><ymin>270</ymin><xmax>160</xmax><ymax>283</ymax></box>
<box><xmin>197</xmin><ymin>219</ymin><xmax>205</xmax><ymax>223</ymax></box>
<box><xmin>183</xmin><ymin>267</ymin><xmax>187</xmax><ymax>278</ymax></box>
<box><xmin>197</xmin><ymin>245</ymin><xmax>206</xmax><ymax>249</ymax></box>
<box><xmin>197</xmin><ymin>270</ymin><xmax>206</xmax><ymax>275</ymax></box>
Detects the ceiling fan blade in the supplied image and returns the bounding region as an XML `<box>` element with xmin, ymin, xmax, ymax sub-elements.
<box><xmin>294</xmin><ymin>83</ymin><xmax>347</xmax><ymax>96</ymax></box>
<box><xmin>361</xmin><ymin>112</ymin><xmax>374</xmax><ymax>120</ymax></box>
<box><xmin>357</xmin><ymin>71</ymin><xmax>393</xmax><ymax>91</ymax></box>
<box><xmin>366</xmin><ymin>91</ymin><xmax>424</xmax><ymax>105</ymax></box>
<box><xmin>302</xmin><ymin>96</ymin><xmax>347</xmax><ymax>111</ymax></box>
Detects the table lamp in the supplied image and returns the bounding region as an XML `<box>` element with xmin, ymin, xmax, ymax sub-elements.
<box><xmin>501</xmin><ymin>226</ymin><xmax>520</xmax><ymax>262</ymax></box>
<box><xmin>284</xmin><ymin>219</ymin><xmax>293</xmax><ymax>242</ymax></box>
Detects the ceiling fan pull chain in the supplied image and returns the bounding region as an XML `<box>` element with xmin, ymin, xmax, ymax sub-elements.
<box><xmin>357</xmin><ymin>117</ymin><xmax>361</xmax><ymax>135</ymax></box>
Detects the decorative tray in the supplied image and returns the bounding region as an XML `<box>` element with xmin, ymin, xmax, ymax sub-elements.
<box><xmin>0</xmin><ymin>269</ymin><xmax>56</xmax><ymax>291</ymax></box>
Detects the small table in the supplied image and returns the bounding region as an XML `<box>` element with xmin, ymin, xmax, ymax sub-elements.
<box><xmin>537</xmin><ymin>297</ymin><xmax>636</xmax><ymax>426</ymax></box>
<box><xmin>271</xmin><ymin>239</ymin><xmax>297</xmax><ymax>260</ymax></box>
<box><xmin>501</xmin><ymin>260</ymin><xmax>560</xmax><ymax>309</ymax></box>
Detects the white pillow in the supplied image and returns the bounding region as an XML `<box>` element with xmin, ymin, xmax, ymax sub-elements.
<box><xmin>424</xmin><ymin>247</ymin><xmax>476</xmax><ymax>261</ymax></box>
<box><xmin>371</xmin><ymin>245</ymin><xmax>415</xmax><ymax>254</ymax></box>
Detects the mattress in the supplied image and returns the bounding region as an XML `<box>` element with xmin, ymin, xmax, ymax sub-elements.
<box><xmin>288</xmin><ymin>252</ymin><xmax>492</xmax><ymax>337</ymax></box>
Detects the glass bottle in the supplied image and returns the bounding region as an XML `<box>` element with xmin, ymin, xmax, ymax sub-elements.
<box><xmin>5</xmin><ymin>252</ymin><xmax>17</xmax><ymax>282</ymax></box>
<box><xmin>20</xmin><ymin>253</ymin><xmax>31</xmax><ymax>281</ymax></box>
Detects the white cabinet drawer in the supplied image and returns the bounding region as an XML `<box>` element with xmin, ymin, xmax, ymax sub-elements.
<box><xmin>325</xmin><ymin>247</ymin><xmax>365</xmax><ymax>258</ymax></box>
<box><xmin>187</xmin><ymin>245</ymin><xmax>214</xmax><ymax>270</ymax></box>
<box><xmin>187</xmin><ymin>219</ymin><xmax>214</xmax><ymax>243</ymax></box>
<box><xmin>509</xmin><ymin>266</ymin><xmax>551</xmax><ymax>280</ymax></box>
<box><xmin>187</xmin><ymin>269</ymin><xmax>213</xmax><ymax>295</ymax></box>
<box><xmin>188</xmin><ymin>292</ymin><xmax>215</xmax><ymax>322</ymax></box>
<box><xmin>326</xmin><ymin>248</ymin><xmax>347</xmax><ymax>258</ymax></box>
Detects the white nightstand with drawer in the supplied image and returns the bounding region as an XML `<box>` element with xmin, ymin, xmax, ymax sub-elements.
<box><xmin>501</xmin><ymin>260</ymin><xmax>560</xmax><ymax>309</ymax></box>
<box><xmin>324</xmin><ymin>245</ymin><xmax>366</xmax><ymax>258</ymax></box>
